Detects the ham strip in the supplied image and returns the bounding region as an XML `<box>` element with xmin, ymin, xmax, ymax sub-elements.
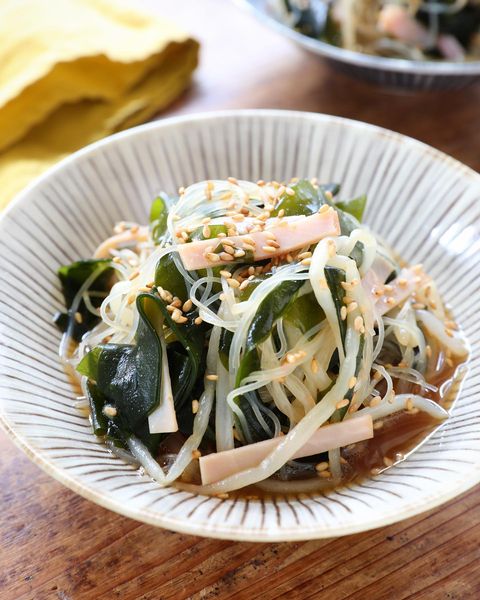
<box><xmin>177</xmin><ymin>209</ymin><xmax>340</xmax><ymax>271</ymax></box>
<box><xmin>94</xmin><ymin>227</ymin><xmax>148</xmax><ymax>258</ymax></box>
<box><xmin>199</xmin><ymin>414</ymin><xmax>373</xmax><ymax>485</ymax></box>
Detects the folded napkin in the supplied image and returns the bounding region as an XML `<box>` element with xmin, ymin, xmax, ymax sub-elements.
<box><xmin>0</xmin><ymin>0</ymin><xmax>199</xmax><ymax>208</ymax></box>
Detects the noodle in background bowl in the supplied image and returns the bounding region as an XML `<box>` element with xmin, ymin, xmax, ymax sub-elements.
<box><xmin>0</xmin><ymin>110</ymin><xmax>479</xmax><ymax>541</ymax></box>
<box><xmin>239</xmin><ymin>0</ymin><xmax>480</xmax><ymax>90</ymax></box>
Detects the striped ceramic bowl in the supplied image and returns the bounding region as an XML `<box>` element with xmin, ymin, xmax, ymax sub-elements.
<box><xmin>0</xmin><ymin>110</ymin><xmax>479</xmax><ymax>541</ymax></box>
<box><xmin>240</xmin><ymin>0</ymin><xmax>480</xmax><ymax>90</ymax></box>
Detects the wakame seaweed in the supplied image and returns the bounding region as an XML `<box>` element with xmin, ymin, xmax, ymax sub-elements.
<box><xmin>54</xmin><ymin>259</ymin><xmax>115</xmax><ymax>342</ymax></box>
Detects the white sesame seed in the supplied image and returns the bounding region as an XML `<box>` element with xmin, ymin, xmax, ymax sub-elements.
<box><xmin>206</xmin><ymin>374</ymin><xmax>218</xmax><ymax>381</ymax></box>
<box><xmin>102</xmin><ymin>405</ymin><xmax>117</xmax><ymax>418</ymax></box>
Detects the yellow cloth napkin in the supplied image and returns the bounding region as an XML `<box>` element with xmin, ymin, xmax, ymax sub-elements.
<box><xmin>0</xmin><ymin>0</ymin><xmax>199</xmax><ymax>208</ymax></box>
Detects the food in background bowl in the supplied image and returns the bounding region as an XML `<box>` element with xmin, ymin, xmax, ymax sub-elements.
<box><xmin>55</xmin><ymin>177</ymin><xmax>468</xmax><ymax>497</ymax></box>
<box><xmin>273</xmin><ymin>0</ymin><xmax>480</xmax><ymax>61</ymax></box>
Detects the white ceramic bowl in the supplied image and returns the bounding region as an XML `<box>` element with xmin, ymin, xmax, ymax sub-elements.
<box><xmin>241</xmin><ymin>0</ymin><xmax>480</xmax><ymax>90</ymax></box>
<box><xmin>1</xmin><ymin>110</ymin><xmax>479</xmax><ymax>541</ymax></box>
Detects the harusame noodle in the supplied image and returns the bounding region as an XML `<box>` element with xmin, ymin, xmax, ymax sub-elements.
<box><xmin>54</xmin><ymin>178</ymin><xmax>468</xmax><ymax>497</ymax></box>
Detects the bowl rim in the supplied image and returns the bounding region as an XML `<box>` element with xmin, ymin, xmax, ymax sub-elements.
<box><xmin>238</xmin><ymin>0</ymin><xmax>480</xmax><ymax>76</ymax></box>
<box><xmin>1</xmin><ymin>109</ymin><xmax>480</xmax><ymax>541</ymax></box>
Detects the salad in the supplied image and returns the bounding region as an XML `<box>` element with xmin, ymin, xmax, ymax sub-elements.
<box><xmin>272</xmin><ymin>0</ymin><xmax>480</xmax><ymax>61</ymax></box>
<box><xmin>55</xmin><ymin>177</ymin><xmax>468</xmax><ymax>496</ymax></box>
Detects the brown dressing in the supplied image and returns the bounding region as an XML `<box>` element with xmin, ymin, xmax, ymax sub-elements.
<box><xmin>228</xmin><ymin>345</ymin><xmax>467</xmax><ymax>500</ymax></box>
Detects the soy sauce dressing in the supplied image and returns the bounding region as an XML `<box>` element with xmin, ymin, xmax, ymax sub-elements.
<box><xmin>228</xmin><ymin>343</ymin><xmax>468</xmax><ymax>500</ymax></box>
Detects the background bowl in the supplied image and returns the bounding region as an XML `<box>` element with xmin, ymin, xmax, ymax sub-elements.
<box><xmin>240</xmin><ymin>0</ymin><xmax>480</xmax><ymax>90</ymax></box>
<box><xmin>1</xmin><ymin>110</ymin><xmax>479</xmax><ymax>542</ymax></box>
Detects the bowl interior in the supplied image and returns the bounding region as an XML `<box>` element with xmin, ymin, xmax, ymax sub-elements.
<box><xmin>1</xmin><ymin>110</ymin><xmax>479</xmax><ymax>541</ymax></box>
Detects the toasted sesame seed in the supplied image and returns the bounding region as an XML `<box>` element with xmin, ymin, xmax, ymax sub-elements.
<box><xmin>354</xmin><ymin>316</ymin><xmax>364</xmax><ymax>331</ymax></box>
<box><xmin>445</xmin><ymin>328</ymin><xmax>454</xmax><ymax>338</ymax></box>
<box><xmin>176</xmin><ymin>316</ymin><xmax>188</xmax><ymax>324</ymax></box>
<box><xmin>243</xmin><ymin>243</ymin><xmax>256</xmax><ymax>252</ymax></box>
<box><xmin>383</xmin><ymin>457</ymin><xmax>394</xmax><ymax>467</ymax></box>
<box><xmin>373</xmin><ymin>420</ymin><xmax>384</xmax><ymax>430</ymax></box>
<box><xmin>319</xmin><ymin>204</ymin><xmax>330</xmax><ymax>214</ymax></box>
<box><xmin>336</xmin><ymin>399</ymin><xmax>349</xmax><ymax>410</ymax></box>
<box><xmin>234</xmin><ymin>249</ymin><xmax>246</xmax><ymax>258</ymax></box>
<box><xmin>311</xmin><ymin>358</ymin><xmax>319</xmax><ymax>373</ymax></box>
<box><xmin>315</xmin><ymin>461</ymin><xmax>329</xmax><ymax>472</ymax></box>
<box><xmin>194</xmin><ymin>316</ymin><xmax>203</xmax><ymax>325</ymax></box>
<box><xmin>425</xmin><ymin>345</ymin><xmax>432</xmax><ymax>358</ymax></box>
<box><xmin>182</xmin><ymin>299</ymin><xmax>193</xmax><ymax>312</ymax></box>
<box><xmin>298</xmin><ymin>251</ymin><xmax>312</xmax><ymax>260</ymax></box>
<box><xmin>285</xmin><ymin>187</ymin><xmax>295</xmax><ymax>196</ymax></box>
<box><xmin>138</xmin><ymin>286</ymin><xmax>151</xmax><ymax>293</ymax></box>
<box><xmin>398</xmin><ymin>278</ymin><xmax>408</xmax><ymax>288</ymax></box>
<box><xmin>128</xmin><ymin>269</ymin><xmax>140</xmax><ymax>281</ymax></box>
<box><xmin>202</xmin><ymin>225</ymin><xmax>211</xmax><ymax>238</ymax></box>
<box><xmin>347</xmin><ymin>302</ymin><xmax>358</xmax><ymax>314</ymax></box>
<box><xmin>319</xmin><ymin>277</ymin><xmax>328</xmax><ymax>289</ymax></box>
<box><xmin>219</xmin><ymin>293</ymin><xmax>226</xmax><ymax>301</ymax></box>
<box><xmin>216</xmin><ymin>493</ymin><xmax>229</xmax><ymax>500</ymax></box>
<box><xmin>446</xmin><ymin>357</ymin><xmax>454</xmax><ymax>368</ymax></box>
<box><xmin>192</xmin><ymin>449</ymin><xmax>202</xmax><ymax>459</ymax></box>
<box><xmin>301</xmin><ymin>258</ymin><xmax>312</xmax><ymax>266</ymax></box>
<box><xmin>370</xmin><ymin>396</ymin><xmax>382</xmax><ymax>408</ymax></box>
<box><xmin>278</xmin><ymin>209</ymin><xmax>285</xmax><ymax>218</ymax></box>
<box><xmin>232</xmin><ymin>214</ymin><xmax>244</xmax><ymax>222</ymax></box>
<box><xmin>318</xmin><ymin>470</ymin><xmax>331</xmax><ymax>479</ymax></box>
<box><xmin>228</xmin><ymin>278</ymin><xmax>240</xmax><ymax>289</ymax></box>
<box><xmin>74</xmin><ymin>312</ymin><xmax>83</xmax><ymax>324</ymax></box>
<box><xmin>166</xmin><ymin>305</ymin><xmax>175</xmax><ymax>313</ymax></box>
<box><xmin>102</xmin><ymin>405</ymin><xmax>117</xmax><ymax>418</ymax></box>
<box><xmin>239</xmin><ymin>280</ymin><xmax>249</xmax><ymax>291</ymax></box>
<box><xmin>220</xmin><ymin>270</ymin><xmax>232</xmax><ymax>279</ymax></box>
<box><xmin>112</xmin><ymin>256</ymin><xmax>122</xmax><ymax>264</ymax></box>
<box><xmin>406</xmin><ymin>398</ymin><xmax>414</xmax><ymax>411</ymax></box>
<box><xmin>371</xmin><ymin>467</ymin><xmax>382</xmax><ymax>476</ymax></box>
<box><xmin>127</xmin><ymin>293</ymin><xmax>136</xmax><ymax>305</ymax></box>
<box><xmin>192</xmin><ymin>399</ymin><xmax>199</xmax><ymax>414</ymax></box>
<box><xmin>202</xmin><ymin>217</ymin><xmax>211</xmax><ymax>225</ymax></box>
<box><xmin>206</xmin><ymin>374</ymin><xmax>218</xmax><ymax>381</ymax></box>
<box><xmin>386</xmin><ymin>297</ymin><xmax>396</xmax><ymax>306</ymax></box>
<box><xmin>265</xmin><ymin>231</ymin><xmax>276</xmax><ymax>240</ymax></box>
<box><xmin>171</xmin><ymin>308</ymin><xmax>182</xmax><ymax>321</ymax></box>
<box><xmin>339</xmin><ymin>456</ymin><xmax>348</xmax><ymax>465</ymax></box>
<box><xmin>206</xmin><ymin>252</ymin><xmax>221</xmax><ymax>262</ymax></box>
<box><xmin>262</xmin><ymin>245</ymin><xmax>277</xmax><ymax>253</ymax></box>
<box><xmin>340</xmin><ymin>306</ymin><xmax>347</xmax><ymax>320</ymax></box>
<box><xmin>348</xmin><ymin>376</ymin><xmax>357</xmax><ymax>389</ymax></box>
<box><xmin>286</xmin><ymin>253</ymin><xmax>294</xmax><ymax>263</ymax></box>
<box><xmin>223</xmin><ymin>245</ymin><xmax>235</xmax><ymax>256</ymax></box>
<box><xmin>227</xmin><ymin>176</ymin><xmax>238</xmax><ymax>184</ymax></box>
<box><xmin>178</xmin><ymin>186</ymin><xmax>185</xmax><ymax>195</ymax></box>
<box><xmin>219</xmin><ymin>252</ymin><xmax>234</xmax><ymax>261</ymax></box>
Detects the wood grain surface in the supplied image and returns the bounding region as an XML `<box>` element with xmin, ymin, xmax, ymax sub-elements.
<box><xmin>1</xmin><ymin>1</ymin><xmax>480</xmax><ymax>598</ymax></box>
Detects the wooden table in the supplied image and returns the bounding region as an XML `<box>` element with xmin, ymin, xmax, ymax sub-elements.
<box><xmin>2</xmin><ymin>1</ymin><xmax>480</xmax><ymax>598</ymax></box>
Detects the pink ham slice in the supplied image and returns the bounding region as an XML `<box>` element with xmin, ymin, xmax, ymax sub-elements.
<box><xmin>378</xmin><ymin>6</ymin><xmax>431</xmax><ymax>49</ymax></box>
<box><xmin>199</xmin><ymin>414</ymin><xmax>373</xmax><ymax>485</ymax></box>
<box><xmin>362</xmin><ymin>269</ymin><xmax>424</xmax><ymax>316</ymax></box>
<box><xmin>178</xmin><ymin>209</ymin><xmax>340</xmax><ymax>271</ymax></box>
<box><xmin>94</xmin><ymin>227</ymin><xmax>148</xmax><ymax>258</ymax></box>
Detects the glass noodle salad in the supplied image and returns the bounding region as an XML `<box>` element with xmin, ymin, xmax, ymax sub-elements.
<box><xmin>55</xmin><ymin>178</ymin><xmax>469</xmax><ymax>497</ymax></box>
<box><xmin>272</xmin><ymin>0</ymin><xmax>480</xmax><ymax>61</ymax></box>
